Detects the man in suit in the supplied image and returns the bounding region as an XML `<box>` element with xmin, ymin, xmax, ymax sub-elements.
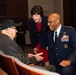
<box><xmin>47</xmin><ymin>13</ymin><xmax>76</xmax><ymax>75</ymax></box>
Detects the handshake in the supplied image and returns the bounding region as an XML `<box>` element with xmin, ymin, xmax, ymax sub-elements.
<box><xmin>27</xmin><ymin>52</ymin><xmax>44</xmax><ymax>62</ymax></box>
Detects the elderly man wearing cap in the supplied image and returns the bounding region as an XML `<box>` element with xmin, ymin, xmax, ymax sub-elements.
<box><xmin>0</xmin><ymin>19</ymin><xmax>56</xmax><ymax>72</ymax></box>
<box><xmin>0</xmin><ymin>19</ymin><xmax>44</xmax><ymax>65</ymax></box>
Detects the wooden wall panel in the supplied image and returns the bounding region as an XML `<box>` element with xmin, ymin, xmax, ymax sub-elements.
<box><xmin>8</xmin><ymin>0</ymin><xmax>28</xmax><ymax>18</ymax></box>
<box><xmin>0</xmin><ymin>0</ymin><xmax>28</xmax><ymax>29</ymax></box>
<box><xmin>63</xmin><ymin>0</ymin><xmax>76</xmax><ymax>29</ymax></box>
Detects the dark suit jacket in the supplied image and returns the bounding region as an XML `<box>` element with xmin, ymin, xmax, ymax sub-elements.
<box><xmin>0</xmin><ymin>34</ymin><xmax>37</xmax><ymax>65</ymax></box>
<box><xmin>48</xmin><ymin>25</ymin><xmax>76</xmax><ymax>66</ymax></box>
<box><xmin>29</xmin><ymin>16</ymin><xmax>49</xmax><ymax>48</ymax></box>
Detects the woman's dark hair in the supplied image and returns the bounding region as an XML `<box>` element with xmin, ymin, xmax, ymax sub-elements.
<box><xmin>31</xmin><ymin>5</ymin><xmax>43</xmax><ymax>17</ymax></box>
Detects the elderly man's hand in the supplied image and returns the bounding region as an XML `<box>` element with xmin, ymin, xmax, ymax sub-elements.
<box><xmin>27</xmin><ymin>53</ymin><xmax>34</xmax><ymax>58</ymax></box>
<box><xmin>28</xmin><ymin>53</ymin><xmax>44</xmax><ymax>62</ymax></box>
<box><xmin>34</xmin><ymin>52</ymin><xmax>44</xmax><ymax>62</ymax></box>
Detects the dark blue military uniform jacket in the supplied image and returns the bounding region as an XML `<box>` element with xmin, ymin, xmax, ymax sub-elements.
<box><xmin>48</xmin><ymin>25</ymin><xmax>76</xmax><ymax>66</ymax></box>
<box><xmin>29</xmin><ymin>16</ymin><xmax>49</xmax><ymax>48</ymax></box>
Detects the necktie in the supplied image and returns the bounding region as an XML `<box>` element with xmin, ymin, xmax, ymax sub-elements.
<box><xmin>55</xmin><ymin>31</ymin><xmax>57</xmax><ymax>43</ymax></box>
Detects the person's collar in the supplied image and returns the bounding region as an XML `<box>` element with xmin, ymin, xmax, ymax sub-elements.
<box><xmin>55</xmin><ymin>24</ymin><xmax>62</xmax><ymax>37</ymax></box>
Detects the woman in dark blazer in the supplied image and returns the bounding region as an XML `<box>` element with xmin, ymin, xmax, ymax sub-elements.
<box><xmin>29</xmin><ymin>5</ymin><xmax>49</xmax><ymax>66</ymax></box>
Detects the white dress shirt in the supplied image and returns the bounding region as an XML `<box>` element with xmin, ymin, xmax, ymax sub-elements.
<box><xmin>53</xmin><ymin>24</ymin><xmax>62</xmax><ymax>42</ymax></box>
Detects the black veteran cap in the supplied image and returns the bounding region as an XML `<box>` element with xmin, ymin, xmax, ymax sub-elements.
<box><xmin>0</xmin><ymin>19</ymin><xmax>19</xmax><ymax>30</ymax></box>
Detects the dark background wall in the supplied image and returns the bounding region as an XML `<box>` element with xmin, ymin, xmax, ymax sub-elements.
<box><xmin>0</xmin><ymin>0</ymin><xmax>28</xmax><ymax>29</ymax></box>
<box><xmin>0</xmin><ymin>0</ymin><xmax>76</xmax><ymax>29</ymax></box>
<box><xmin>63</xmin><ymin>0</ymin><xmax>76</xmax><ymax>29</ymax></box>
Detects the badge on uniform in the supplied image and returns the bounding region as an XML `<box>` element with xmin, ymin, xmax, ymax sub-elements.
<box><xmin>61</xmin><ymin>32</ymin><xmax>69</xmax><ymax>42</ymax></box>
<box><xmin>64</xmin><ymin>44</ymin><xmax>68</xmax><ymax>48</ymax></box>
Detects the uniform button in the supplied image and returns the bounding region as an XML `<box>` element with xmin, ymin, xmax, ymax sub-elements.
<box><xmin>56</xmin><ymin>53</ymin><xmax>58</xmax><ymax>55</ymax></box>
<box><xmin>56</xmin><ymin>48</ymin><xmax>58</xmax><ymax>49</ymax></box>
<box><xmin>43</xmin><ymin>29</ymin><xmax>45</xmax><ymax>32</ymax></box>
<box><xmin>38</xmin><ymin>34</ymin><xmax>39</xmax><ymax>36</ymax></box>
